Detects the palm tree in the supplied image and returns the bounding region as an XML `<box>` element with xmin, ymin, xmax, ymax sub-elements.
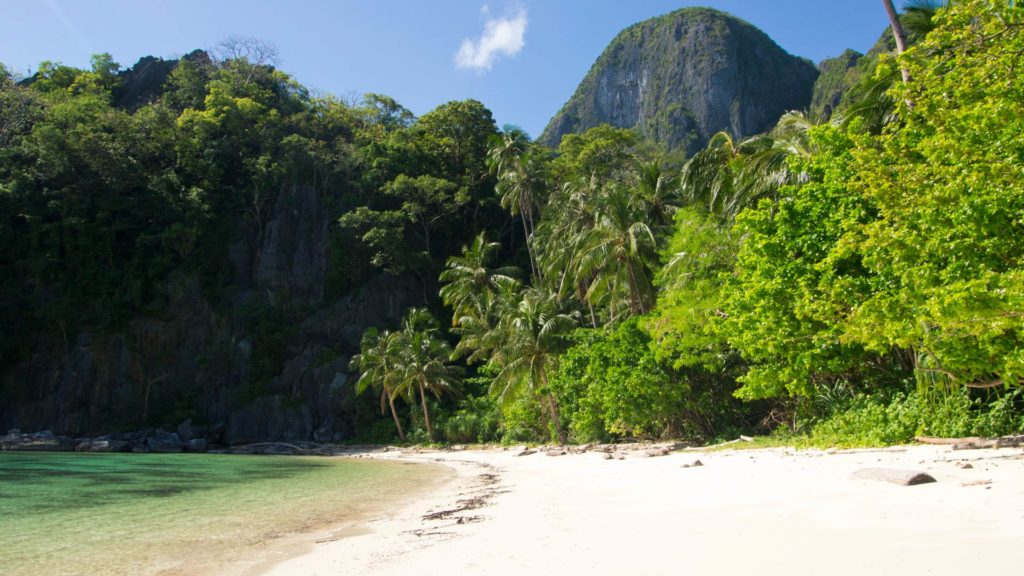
<box><xmin>395</xmin><ymin>308</ymin><xmax>462</xmax><ymax>442</ymax></box>
<box><xmin>848</xmin><ymin>1</ymin><xmax>942</xmax><ymax>130</ymax></box>
<box><xmin>350</xmin><ymin>328</ymin><xmax>408</xmax><ymax>441</ymax></box>
<box><xmin>488</xmin><ymin>288</ymin><xmax>578</xmax><ymax>443</ymax></box>
<box><xmin>680</xmin><ymin>112</ymin><xmax>814</xmax><ymax>223</ymax></box>
<box><xmin>450</xmin><ymin>273</ymin><xmax>523</xmax><ymax>364</ymax></box>
<box><xmin>439</xmin><ymin>232</ymin><xmax>520</xmax><ymax>322</ymax></box>
<box><xmin>637</xmin><ymin>160</ymin><xmax>680</xmax><ymax>228</ymax></box>
<box><xmin>488</xmin><ymin>129</ymin><xmax>548</xmax><ymax>282</ymax></box>
<box><xmin>570</xmin><ymin>184</ymin><xmax>659</xmax><ymax>318</ymax></box>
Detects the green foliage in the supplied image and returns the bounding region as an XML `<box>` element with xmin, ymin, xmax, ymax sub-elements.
<box><xmin>551</xmin><ymin>320</ymin><xmax>683</xmax><ymax>442</ymax></box>
<box><xmin>438</xmin><ymin>394</ymin><xmax>500</xmax><ymax>443</ymax></box>
<box><xmin>350</xmin><ymin>308</ymin><xmax>462</xmax><ymax>442</ymax></box>
<box><xmin>844</xmin><ymin>1</ymin><xmax>1024</xmax><ymax>390</ymax></box>
<box><xmin>719</xmin><ymin>124</ymin><xmax>896</xmax><ymax>400</ymax></box>
<box><xmin>808</xmin><ymin>388</ymin><xmax>1024</xmax><ymax>448</ymax></box>
<box><xmin>340</xmin><ymin>99</ymin><xmax>500</xmax><ymax>283</ymax></box>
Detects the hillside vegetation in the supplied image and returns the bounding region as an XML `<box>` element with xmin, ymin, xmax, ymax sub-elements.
<box><xmin>1</xmin><ymin>1</ymin><xmax>1021</xmax><ymax>446</ymax></box>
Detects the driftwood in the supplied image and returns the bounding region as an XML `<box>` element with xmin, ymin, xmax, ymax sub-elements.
<box><xmin>683</xmin><ymin>435</ymin><xmax>754</xmax><ymax>451</ymax></box>
<box><xmin>916</xmin><ymin>435</ymin><xmax>1024</xmax><ymax>450</ymax></box>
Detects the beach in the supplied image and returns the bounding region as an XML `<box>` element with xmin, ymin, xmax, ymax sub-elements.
<box><xmin>258</xmin><ymin>444</ymin><xmax>1024</xmax><ymax>576</ymax></box>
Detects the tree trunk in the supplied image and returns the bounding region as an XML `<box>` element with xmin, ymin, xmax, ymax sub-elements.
<box><xmin>419</xmin><ymin>378</ymin><xmax>434</xmax><ymax>442</ymax></box>
<box><xmin>387</xmin><ymin>391</ymin><xmax>406</xmax><ymax>442</ymax></box>
<box><xmin>520</xmin><ymin>196</ymin><xmax>539</xmax><ymax>283</ymax></box>
<box><xmin>539</xmin><ymin>367</ymin><xmax>567</xmax><ymax>445</ymax></box>
<box><xmin>882</xmin><ymin>0</ymin><xmax>912</xmax><ymax>83</ymax></box>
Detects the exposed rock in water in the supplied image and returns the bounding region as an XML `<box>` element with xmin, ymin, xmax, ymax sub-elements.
<box><xmin>539</xmin><ymin>7</ymin><xmax>819</xmax><ymax>154</ymax></box>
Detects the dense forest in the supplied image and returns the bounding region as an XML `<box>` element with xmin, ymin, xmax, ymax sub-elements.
<box><xmin>1</xmin><ymin>1</ymin><xmax>1022</xmax><ymax>447</ymax></box>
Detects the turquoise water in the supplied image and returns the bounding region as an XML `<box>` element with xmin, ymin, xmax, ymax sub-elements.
<box><xmin>0</xmin><ymin>452</ymin><xmax>444</xmax><ymax>576</ymax></box>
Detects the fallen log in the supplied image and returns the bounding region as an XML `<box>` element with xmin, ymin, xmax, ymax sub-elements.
<box><xmin>915</xmin><ymin>435</ymin><xmax>1024</xmax><ymax>450</ymax></box>
<box><xmin>682</xmin><ymin>436</ymin><xmax>754</xmax><ymax>451</ymax></box>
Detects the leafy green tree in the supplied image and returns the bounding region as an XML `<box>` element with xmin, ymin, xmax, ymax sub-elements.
<box><xmin>551</xmin><ymin>319</ymin><xmax>683</xmax><ymax>441</ymax></box>
<box><xmin>845</xmin><ymin>0</ymin><xmax>1024</xmax><ymax>392</ymax></box>
<box><xmin>718</xmin><ymin>125</ymin><xmax>887</xmax><ymax>400</ymax></box>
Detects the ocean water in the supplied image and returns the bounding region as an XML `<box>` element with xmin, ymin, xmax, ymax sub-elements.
<box><xmin>0</xmin><ymin>451</ymin><xmax>445</xmax><ymax>576</ymax></box>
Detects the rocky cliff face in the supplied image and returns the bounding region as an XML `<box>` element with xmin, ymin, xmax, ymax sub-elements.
<box><xmin>539</xmin><ymin>8</ymin><xmax>819</xmax><ymax>154</ymax></box>
<box><xmin>0</xmin><ymin>184</ymin><xmax>422</xmax><ymax>444</ymax></box>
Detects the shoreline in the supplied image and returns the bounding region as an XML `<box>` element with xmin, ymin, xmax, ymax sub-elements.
<box><xmin>258</xmin><ymin>444</ymin><xmax>1024</xmax><ymax>576</ymax></box>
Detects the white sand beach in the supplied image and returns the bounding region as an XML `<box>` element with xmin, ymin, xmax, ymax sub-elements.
<box><xmin>257</xmin><ymin>445</ymin><xmax>1024</xmax><ymax>576</ymax></box>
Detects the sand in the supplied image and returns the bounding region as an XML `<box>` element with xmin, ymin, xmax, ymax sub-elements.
<box><xmin>256</xmin><ymin>444</ymin><xmax>1024</xmax><ymax>575</ymax></box>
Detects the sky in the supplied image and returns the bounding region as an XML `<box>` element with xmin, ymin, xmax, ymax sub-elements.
<box><xmin>1</xmin><ymin>1</ymin><xmax>891</xmax><ymax>138</ymax></box>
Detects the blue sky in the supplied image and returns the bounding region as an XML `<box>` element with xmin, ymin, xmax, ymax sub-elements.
<box><xmin>1</xmin><ymin>1</ymin><xmax>890</xmax><ymax>137</ymax></box>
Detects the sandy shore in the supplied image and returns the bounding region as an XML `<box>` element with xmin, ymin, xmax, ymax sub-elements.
<box><xmin>257</xmin><ymin>444</ymin><xmax>1024</xmax><ymax>575</ymax></box>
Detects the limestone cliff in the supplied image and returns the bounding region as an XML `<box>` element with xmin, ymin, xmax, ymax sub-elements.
<box><xmin>539</xmin><ymin>8</ymin><xmax>819</xmax><ymax>154</ymax></box>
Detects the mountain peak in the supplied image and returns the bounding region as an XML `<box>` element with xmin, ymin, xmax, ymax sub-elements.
<box><xmin>538</xmin><ymin>8</ymin><xmax>818</xmax><ymax>153</ymax></box>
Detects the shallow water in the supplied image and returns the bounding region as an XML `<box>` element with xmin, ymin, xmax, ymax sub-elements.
<box><xmin>0</xmin><ymin>452</ymin><xmax>443</xmax><ymax>576</ymax></box>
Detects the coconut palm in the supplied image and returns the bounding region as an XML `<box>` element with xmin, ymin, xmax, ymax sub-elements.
<box><xmin>394</xmin><ymin>308</ymin><xmax>462</xmax><ymax>442</ymax></box>
<box><xmin>350</xmin><ymin>328</ymin><xmax>408</xmax><ymax>441</ymax></box>
<box><xmin>488</xmin><ymin>129</ymin><xmax>548</xmax><ymax>282</ymax></box>
<box><xmin>637</xmin><ymin>160</ymin><xmax>680</xmax><ymax>228</ymax></box>
<box><xmin>570</xmin><ymin>184</ymin><xmax>659</xmax><ymax>318</ymax></box>
<box><xmin>680</xmin><ymin>112</ymin><xmax>814</xmax><ymax>223</ymax></box>
<box><xmin>488</xmin><ymin>288</ymin><xmax>578</xmax><ymax>444</ymax></box>
<box><xmin>439</xmin><ymin>232</ymin><xmax>520</xmax><ymax>322</ymax></box>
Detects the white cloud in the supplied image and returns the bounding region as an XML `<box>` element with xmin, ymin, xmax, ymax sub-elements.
<box><xmin>455</xmin><ymin>7</ymin><xmax>527</xmax><ymax>72</ymax></box>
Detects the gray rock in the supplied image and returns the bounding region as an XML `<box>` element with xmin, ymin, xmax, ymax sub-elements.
<box><xmin>145</xmin><ymin>430</ymin><xmax>184</xmax><ymax>453</ymax></box>
<box><xmin>682</xmin><ymin>459</ymin><xmax>704</xmax><ymax>468</ymax></box>
<box><xmin>850</xmin><ymin>468</ymin><xmax>937</xmax><ymax>486</ymax></box>
<box><xmin>546</xmin><ymin>449</ymin><xmax>567</xmax><ymax>457</ymax></box>
<box><xmin>254</xmin><ymin>184</ymin><xmax>328</xmax><ymax>300</ymax></box>
<box><xmin>176</xmin><ymin>419</ymin><xmax>195</xmax><ymax>442</ymax></box>
<box><xmin>0</xmin><ymin>430</ymin><xmax>74</xmax><ymax>451</ymax></box>
<box><xmin>75</xmin><ymin>438</ymin><xmax>129</xmax><ymax>452</ymax></box>
<box><xmin>186</xmin><ymin>438</ymin><xmax>208</xmax><ymax>453</ymax></box>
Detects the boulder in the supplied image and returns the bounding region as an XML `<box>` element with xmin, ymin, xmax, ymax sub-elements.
<box><xmin>850</xmin><ymin>468</ymin><xmax>937</xmax><ymax>486</ymax></box>
<box><xmin>145</xmin><ymin>429</ymin><xmax>184</xmax><ymax>453</ymax></box>
<box><xmin>1</xmin><ymin>430</ymin><xmax>75</xmax><ymax>451</ymax></box>
<box><xmin>75</xmin><ymin>438</ymin><xmax>130</xmax><ymax>452</ymax></box>
<box><xmin>186</xmin><ymin>438</ymin><xmax>208</xmax><ymax>453</ymax></box>
<box><xmin>176</xmin><ymin>419</ymin><xmax>196</xmax><ymax>442</ymax></box>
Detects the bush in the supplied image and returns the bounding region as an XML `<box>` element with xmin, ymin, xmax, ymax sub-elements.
<box><xmin>550</xmin><ymin>320</ymin><xmax>687</xmax><ymax>442</ymax></box>
<box><xmin>807</xmin><ymin>387</ymin><xmax>1024</xmax><ymax>447</ymax></box>
<box><xmin>438</xmin><ymin>394</ymin><xmax>499</xmax><ymax>443</ymax></box>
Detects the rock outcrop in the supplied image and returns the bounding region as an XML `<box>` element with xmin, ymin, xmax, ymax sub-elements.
<box><xmin>0</xmin><ymin>179</ymin><xmax>422</xmax><ymax>444</ymax></box>
<box><xmin>539</xmin><ymin>8</ymin><xmax>819</xmax><ymax>154</ymax></box>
